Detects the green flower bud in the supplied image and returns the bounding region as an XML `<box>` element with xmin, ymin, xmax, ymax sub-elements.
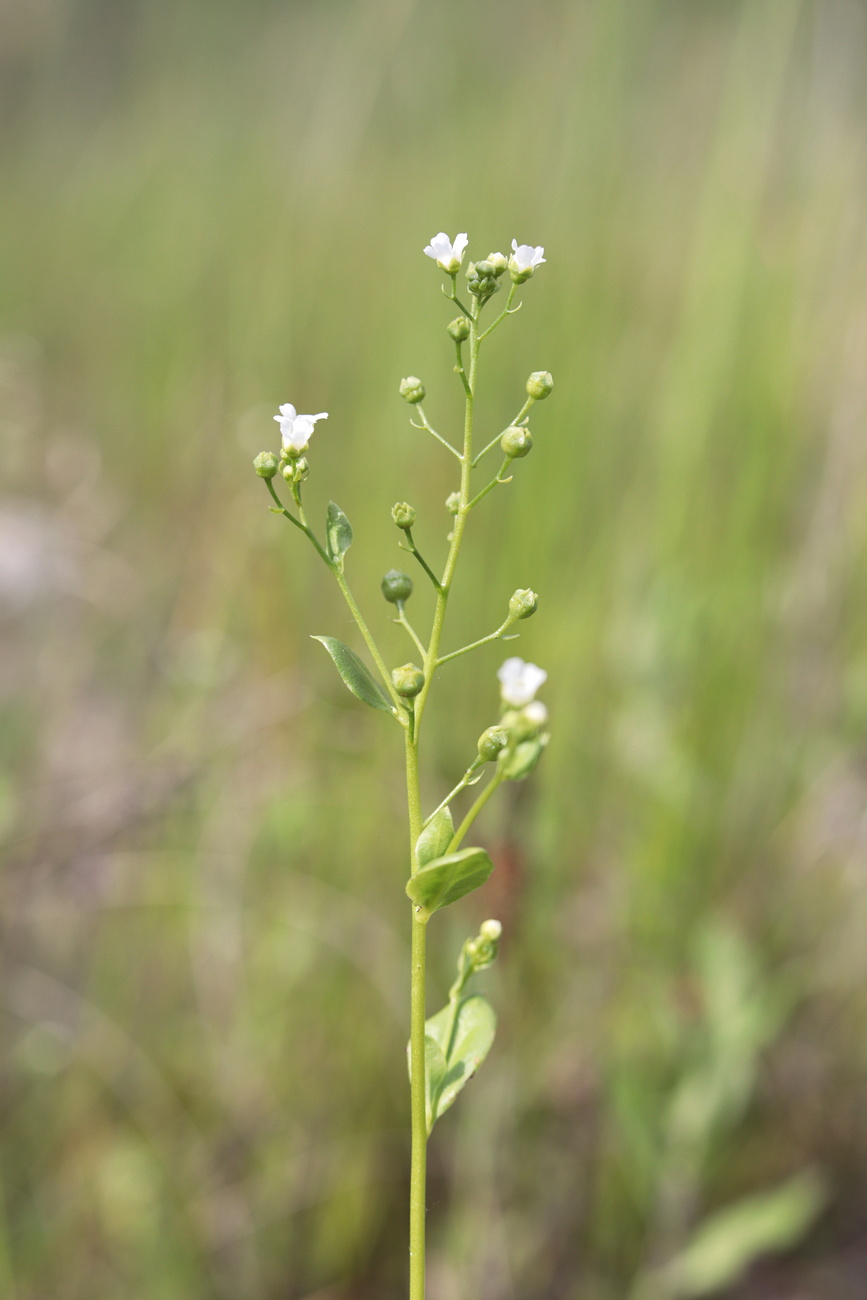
<box><xmin>445</xmin><ymin>491</ymin><xmax>461</xmax><ymax>515</ymax></box>
<box><xmin>447</xmin><ymin>316</ymin><xmax>471</xmax><ymax>342</ymax></box>
<box><xmin>281</xmin><ymin>463</ymin><xmax>295</xmax><ymax>482</ymax></box>
<box><xmin>381</xmin><ymin>569</ymin><xmax>414</xmax><ymax>604</ymax></box>
<box><xmin>477</xmin><ymin>725</ymin><xmax>510</xmax><ymax>762</ymax></box>
<box><xmin>466</xmin><ymin>918</ymin><xmax>502</xmax><ymax>972</ymax></box>
<box><xmin>500</xmin><ymin>426</ymin><xmax>533</xmax><ymax>459</ymax></box>
<box><xmin>509</xmin><ymin>588</ymin><xmax>538</xmax><ymax>621</ymax></box>
<box><xmin>465</xmin><ymin>260</ymin><xmax>498</xmax><ymax>302</ymax></box>
<box><xmin>391</xmin><ymin>502</ymin><xmax>416</xmax><ymax>530</ymax></box>
<box><xmin>486</xmin><ymin>252</ymin><xmax>508</xmax><ymax>276</ymax></box>
<box><xmin>392</xmin><ymin>663</ymin><xmax>425</xmax><ymax>698</ymax></box>
<box><xmin>253</xmin><ymin>451</ymin><xmax>279</xmax><ymax>479</ymax></box>
<box><xmin>399</xmin><ymin>376</ymin><xmax>425</xmax><ymax>405</ymax></box>
<box><xmin>526</xmin><ymin>370</ymin><xmax>554</xmax><ymax>400</ymax></box>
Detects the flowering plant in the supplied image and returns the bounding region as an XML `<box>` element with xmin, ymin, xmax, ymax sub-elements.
<box><xmin>254</xmin><ymin>230</ymin><xmax>552</xmax><ymax>1299</ymax></box>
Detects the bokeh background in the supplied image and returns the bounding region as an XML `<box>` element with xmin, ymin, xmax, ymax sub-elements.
<box><xmin>3</xmin><ymin>0</ymin><xmax>867</xmax><ymax>1296</ymax></box>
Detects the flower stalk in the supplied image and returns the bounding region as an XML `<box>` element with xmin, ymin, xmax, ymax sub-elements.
<box><xmin>253</xmin><ymin>230</ymin><xmax>552</xmax><ymax>1299</ymax></box>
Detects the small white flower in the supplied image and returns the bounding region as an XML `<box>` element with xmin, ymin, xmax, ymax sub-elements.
<box><xmin>510</xmin><ymin>239</ymin><xmax>546</xmax><ymax>274</ymax></box>
<box><xmin>498</xmin><ymin>656</ymin><xmax>547</xmax><ymax>707</ymax></box>
<box><xmin>273</xmin><ymin>403</ymin><xmax>328</xmax><ymax>453</ymax></box>
<box><xmin>423</xmin><ymin>231</ymin><xmax>469</xmax><ymax>274</ymax></box>
<box><xmin>522</xmin><ymin>700</ymin><xmax>549</xmax><ymax>728</ymax></box>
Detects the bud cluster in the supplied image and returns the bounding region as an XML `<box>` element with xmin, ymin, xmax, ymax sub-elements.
<box><xmin>465</xmin><ymin>919</ymin><xmax>503</xmax><ymax>974</ymax></box>
<box><xmin>391</xmin><ymin>502</ymin><xmax>416</xmax><ymax>530</ymax></box>
<box><xmin>399</xmin><ymin>376</ymin><xmax>426</xmax><ymax>405</ymax></box>
<box><xmin>466</xmin><ymin>259</ymin><xmax>501</xmax><ymax>303</ymax></box>
<box><xmin>281</xmin><ymin>456</ymin><xmax>309</xmax><ymax>485</ymax></box>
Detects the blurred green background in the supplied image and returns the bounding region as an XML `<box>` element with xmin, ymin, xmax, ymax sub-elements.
<box><xmin>3</xmin><ymin>0</ymin><xmax>867</xmax><ymax>1296</ymax></box>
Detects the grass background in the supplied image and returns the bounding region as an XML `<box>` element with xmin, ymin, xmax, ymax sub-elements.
<box><xmin>3</xmin><ymin>0</ymin><xmax>867</xmax><ymax>1295</ymax></box>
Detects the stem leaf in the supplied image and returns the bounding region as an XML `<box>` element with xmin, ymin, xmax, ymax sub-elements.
<box><xmin>416</xmin><ymin>807</ymin><xmax>455</xmax><ymax>867</ymax></box>
<box><xmin>325</xmin><ymin>500</ymin><xmax>353</xmax><ymax>569</ymax></box>
<box><xmin>426</xmin><ymin>994</ymin><xmax>496</xmax><ymax>1129</ymax></box>
<box><xmin>405</xmin><ymin>847</ymin><xmax>493</xmax><ymax>917</ymax></box>
<box><xmin>312</xmin><ymin>636</ymin><xmax>393</xmax><ymax>713</ymax></box>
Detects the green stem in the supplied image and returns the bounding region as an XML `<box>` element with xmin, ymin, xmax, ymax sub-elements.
<box><xmin>421</xmin><ymin>757</ymin><xmax>484</xmax><ymax>829</ymax></box>
<box><xmin>466</xmin><ymin>459</ymin><xmax>513</xmax><ymax>511</ymax></box>
<box><xmin>413</xmin><ymin>405</ymin><xmax>461</xmax><ymax>459</ymax></box>
<box><xmin>401</xmin><ymin>528</ymin><xmax>442</xmax><ymax>592</ymax></box>
<box><xmin>436</xmin><ymin>618</ymin><xmax>514</xmax><ymax>667</ymax></box>
<box><xmin>395</xmin><ymin>604</ymin><xmax>427</xmax><ymax>660</ymax></box>
<box><xmin>332</xmin><ymin>566</ymin><xmax>406</xmax><ymax>714</ymax></box>
<box><xmin>453</xmin><ymin>339</ymin><xmax>472</xmax><ymax>398</ymax></box>
<box><xmin>265</xmin><ymin>478</ymin><xmax>331</xmax><ymax>567</ymax></box>
<box><xmin>478</xmin><ymin>282</ymin><xmax>519</xmax><ymax>341</ymax></box>
<box><xmin>412</xmin><ymin>310</ymin><xmax>480</xmax><ymax>735</ymax></box>
<box><xmin>471</xmin><ymin>398</ymin><xmax>533</xmax><ymax>468</ymax></box>
<box><xmin>447</xmin><ymin>771</ymin><xmax>505</xmax><ymax>853</ymax></box>
<box><xmin>406</xmin><ymin>732</ymin><xmax>427</xmax><ymax>1300</ymax></box>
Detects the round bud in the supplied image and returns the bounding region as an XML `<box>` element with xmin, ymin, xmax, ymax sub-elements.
<box><xmin>526</xmin><ymin>370</ymin><xmax>554</xmax><ymax>400</ymax></box>
<box><xmin>254</xmin><ymin>451</ymin><xmax>279</xmax><ymax>479</ymax></box>
<box><xmin>399</xmin><ymin>376</ymin><xmax>425</xmax><ymax>405</ymax></box>
<box><xmin>381</xmin><ymin>569</ymin><xmax>414</xmax><ymax>604</ymax></box>
<box><xmin>480</xmin><ymin>919</ymin><xmax>502</xmax><ymax>941</ymax></box>
<box><xmin>509</xmin><ymin>588</ymin><xmax>538</xmax><ymax>621</ymax></box>
<box><xmin>477</xmin><ymin>725</ymin><xmax>510</xmax><ymax>762</ymax></box>
<box><xmin>500</xmin><ymin>426</ymin><xmax>533</xmax><ymax>459</ymax></box>
<box><xmin>445</xmin><ymin>491</ymin><xmax>461</xmax><ymax>515</ymax></box>
<box><xmin>486</xmin><ymin>252</ymin><xmax>508</xmax><ymax>276</ymax></box>
<box><xmin>392</xmin><ymin>663</ymin><xmax>425</xmax><ymax>698</ymax></box>
<box><xmin>474</xmin><ymin>259</ymin><xmax>495</xmax><ymax>278</ymax></box>
<box><xmin>391</xmin><ymin>502</ymin><xmax>416</xmax><ymax>530</ymax></box>
<box><xmin>295</xmin><ymin>457</ymin><xmax>310</xmax><ymax>482</ymax></box>
<box><xmin>281</xmin><ymin>463</ymin><xmax>295</xmax><ymax>482</ymax></box>
<box><xmin>447</xmin><ymin>316</ymin><xmax>471</xmax><ymax>342</ymax></box>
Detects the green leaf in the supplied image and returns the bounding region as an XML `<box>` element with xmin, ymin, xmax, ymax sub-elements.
<box><xmin>416</xmin><ymin>807</ymin><xmax>454</xmax><ymax>867</ymax></box>
<box><xmin>406</xmin><ymin>1035</ymin><xmax>447</xmax><ymax>1135</ymax></box>
<box><xmin>665</xmin><ymin>1171</ymin><xmax>826</xmax><ymax>1298</ymax></box>
<box><xmin>325</xmin><ymin>501</ymin><xmax>353</xmax><ymax>568</ymax></box>
<box><xmin>405</xmin><ymin>847</ymin><xmax>494</xmax><ymax>918</ymax></box>
<box><xmin>312</xmin><ymin>636</ymin><xmax>393</xmax><ymax>713</ymax></box>
<box><xmin>425</xmin><ymin>994</ymin><xmax>496</xmax><ymax>1129</ymax></box>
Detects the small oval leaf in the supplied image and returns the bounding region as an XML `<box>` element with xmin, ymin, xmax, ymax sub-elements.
<box><xmin>425</xmin><ymin>994</ymin><xmax>496</xmax><ymax>1125</ymax></box>
<box><xmin>416</xmin><ymin>807</ymin><xmax>455</xmax><ymax>868</ymax></box>
<box><xmin>312</xmin><ymin>636</ymin><xmax>393</xmax><ymax>713</ymax></box>
<box><xmin>325</xmin><ymin>501</ymin><xmax>353</xmax><ymax>568</ymax></box>
<box><xmin>406</xmin><ymin>847</ymin><xmax>494</xmax><ymax>917</ymax></box>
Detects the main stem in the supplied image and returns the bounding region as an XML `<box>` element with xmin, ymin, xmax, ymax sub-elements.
<box><xmin>406</xmin><ymin>734</ymin><xmax>427</xmax><ymax>1300</ymax></box>
<box><xmin>408</xmin><ymin>304</ymin><xmax>480</xmax><ymax>1299</ymax></box>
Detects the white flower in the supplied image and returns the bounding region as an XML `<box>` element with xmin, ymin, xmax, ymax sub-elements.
<box><xmin>509</xmin><ymin>240</ymin><xmax>546</xmax><ymax>274</ymax></box>
<box><xmin>498</xmin><ymin>657</ymin><xmax>547</xmax><ymax>707</ymax></box>
<box><xmin>522</xmin><ymin>700</ymin><xmax>549</xmax><ymax>728</ymax></box>
<box><xmin>273</xmin><ymin>403</ymin><xmax>328</xmax><ymax>453</ymax></box>
<box><xmin>423</xmin><ymin>231</ymin><xmax>469</xmax><ymax>273</ymax></box>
